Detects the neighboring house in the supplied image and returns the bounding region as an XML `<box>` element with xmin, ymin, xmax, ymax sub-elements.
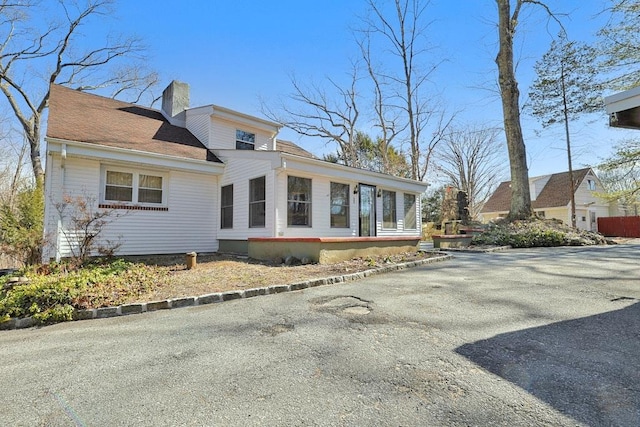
<box><xmin>43</xmin><ymin>82</ymin><xmax>428</xmax><ymax>263</ymax></box>
<box><xmin>605</xmin><ymin>85</ymin><xmax>640</xmax><ymax>130</ymax></box>
<box><xmin>480</xmin><ymin>168</ymin><xmax>613</xmax><ymax>231</ymax></box>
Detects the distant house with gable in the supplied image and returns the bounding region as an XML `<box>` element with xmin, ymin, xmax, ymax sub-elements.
<box><xmin>43</xmin><ymin>81</ymin><xmax>428</xmax><ymax>263</ymax></box>
<box><xmin>480</xmin><ymin>168</ymin><xmax>614</xmax><ymax>231</ymax></box>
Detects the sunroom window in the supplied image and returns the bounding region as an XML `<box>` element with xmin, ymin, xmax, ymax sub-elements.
<box><xmin>288</xmin><ymin>176</ymin><xmax>312</xmax><ymax>227</ymax></box>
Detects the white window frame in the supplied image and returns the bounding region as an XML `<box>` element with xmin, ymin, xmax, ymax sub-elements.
<box><xmin>330</xmin><ymin>182</ymin><xmax>350</xmax><ymax>228</ymax></box>
<box><xmin>100</xmin><ymin>165</ymin><xmax>168</xmax><ymax>207</ymax></box>
<box><xmin>287</xmin><ymin>175</ymin><xmax>312</xmax><ymax>227</ymax></box>
<box><xmin>249</xmin><ymin>176</ymin><xmax>266</xmax><ymax>228</ymax></box>
<box><xmin>236</xmin><ymin>129</ymin><xmax>256</xmax><ymax>150</ymax></box>
<box><xmin>220</xmin><ymin>184</ymin><xmax>234</xmax><ymax>229</ymax></box>
<box><xmin>403</xmin><ymin>193</ymin><xmax>417</xmax><ymax>230</ymax></box>
<box><xmin>382</xmin><ymin>190</ymin><xmax>397</xmax><ymax>229</ymax></box>
<box><xmin>587</xmin><ymin>179</ymin><xmax>596</xmax><ymax>191</ymax></box>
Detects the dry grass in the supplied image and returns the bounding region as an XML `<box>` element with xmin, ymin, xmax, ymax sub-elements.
<box><xmin>129</xmin><ymin>252</ymin><xmax>437</xmax><ymax>302</ymax></box>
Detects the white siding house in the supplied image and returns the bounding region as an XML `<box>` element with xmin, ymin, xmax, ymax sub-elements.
<box><xmin>44</xmin><ymin>81</ymin><xmax>429</xmax><ymax>263</ymax></box>
<box><xmin>480</xmin><ymin>168</ymin><xmax>614</xmax><ymax>231</ymax></box>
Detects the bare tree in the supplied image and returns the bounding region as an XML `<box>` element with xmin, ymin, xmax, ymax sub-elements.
<box><xmin>263</xmin><ymin>68</ymin><xmax>362</xmax><ymax>168</ymax></box>
<box><xmin>357</xmin><ymin>33</ymin><xmax>403</xmax><ymax>174</ymax></box>
<box><xmin>363</xmin><ymin>0</ymin><xmax>452</xmax><ymax>181</ymax></box>
<box><xmin>0</xmin><ymin>0</ymin><xmax>158</xmax><ymax>184</ymax></box>
<box><xmin>495</xmin><ymin>0</ymin><xmax>533</xmax><ymax>219</ymax></box>
<box><xmin>436</xmin><ymin>125</ymin><xmax>507</xmax><ymax>219</ymax></box>
<box><xmin>494</xmin><ymin>0</ymin><xmax>564</xmax><ymax>220</ymax></box>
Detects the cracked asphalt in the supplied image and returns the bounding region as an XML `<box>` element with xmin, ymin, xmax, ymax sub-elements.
<box><xmin>1</xmin><ymin>244</ymin><xmax>639</xmax><ymax>426</ymax></box>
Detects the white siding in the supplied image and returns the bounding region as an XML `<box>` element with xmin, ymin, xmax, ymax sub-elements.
<box><xmin>530</xmin><ymin>175</ymin><xmax>551</xmax><ymax>201</ymax></box>
<box><xmin>50</xmin><ymin>156</ymin><xmax>218</xmax><ymax>257</ymax></box>
<box><xmin>216</xmin><ymin>155</ymin><xmax>276</xmax><ymax>239</ymax></box>
<box><xmin>270</xmin><ymin>170</ymin><xmax>423</xmax><ymax>238</ymax></box>
<box><xmin>274</xmin><ymin>173</ymin><xmax>359</xmax><ymax>238</ymax></box>
<box><xmin>185</xmin><ymin>110</ymin><xmax>211</xmax><ymax>147</ymax></box>
<box><xmin>376</xmin><ymin>189</ymin><xmax>423</xmax><ymax>237</ymax></box>
<box><xmin>208</xmin><ymin>117</ymin><xmax>273</xmax><ymax>150</ymax></box>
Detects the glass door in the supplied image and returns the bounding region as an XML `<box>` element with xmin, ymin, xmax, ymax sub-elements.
<box><xmin>359</xmin><ymin>184</ymin><xmax>376</xmax><ymax>237</ymax></box>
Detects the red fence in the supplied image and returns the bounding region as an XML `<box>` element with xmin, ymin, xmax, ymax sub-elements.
<box><xmin>597</xmin><ymin>216</ymin><xmax>640</xmax><ymax>237</ymax></box>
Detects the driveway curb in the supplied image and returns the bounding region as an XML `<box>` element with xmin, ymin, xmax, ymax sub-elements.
<box><xmin>1</xmin><ymin>253</ymin><xmax>453</xmax><ymax>330</ymax></box>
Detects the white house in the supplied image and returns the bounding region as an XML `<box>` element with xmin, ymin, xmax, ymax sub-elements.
<box><xmin>43</xmin><ymin>82</ymin><xmax>429</xmax><ymax>263</ymax></box>
<box><xmin>480</xmin><ymin>168</ymin><xmax>613</xmax><ymax>231</ymax></box>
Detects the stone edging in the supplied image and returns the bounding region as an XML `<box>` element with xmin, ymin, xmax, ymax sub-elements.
<box><xmin>0</xmin><ymin>253</ymin><xmax>453</xmax><ymax>331</ymax></box>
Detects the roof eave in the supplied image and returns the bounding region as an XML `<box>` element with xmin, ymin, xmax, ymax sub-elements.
<box><xmin>46</xmin><ymin>137</ymin><xmax>225</xmax><ymax>175</ymax></box>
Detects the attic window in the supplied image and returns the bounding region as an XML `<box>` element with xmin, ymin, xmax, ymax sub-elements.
<box><xmin>587</xmin><ymin>179</ymin><xmax>596</xmax><ymax>190</ymax></box>
<box><xmin>236</xmin><ymin>129</ymin><xmax>255</xmax><ymax>150</ymax></box>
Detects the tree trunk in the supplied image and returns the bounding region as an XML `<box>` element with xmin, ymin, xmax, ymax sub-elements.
<box><xmin>495</xmin><ymin>0</ymin><xmax>532</xmax><ymax>220</ymax></box>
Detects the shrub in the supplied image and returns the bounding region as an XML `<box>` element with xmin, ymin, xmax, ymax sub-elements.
<box><xmin>0</xmin><ymin>259</ymin><xmax>167</xmax><ymax>324</ymax></box>
<box><xmin>472</xmin><ymin>218</ymin><xmax>607</xmax><ymax>248</ymax></box>
<box><xmin>0</xmin><ymin>184</ymin><xmax>45</xmax><ymax>265</ymax></box>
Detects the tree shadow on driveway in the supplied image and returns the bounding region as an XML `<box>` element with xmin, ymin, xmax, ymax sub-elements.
<box><xmin>456</xmin><ymin>301</ymin><xmax>640</xmax><ymax>426</ymax></box>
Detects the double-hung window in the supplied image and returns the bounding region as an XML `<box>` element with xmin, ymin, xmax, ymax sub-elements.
<box><xmin>236</xmin><ymin>130</ymin><xmax>255</xmax><ymax>150</ymax></box>
<box><xmin>403</xmin><ymin>193</ymin><xmax>416</xmax><ymax>230</ymax></box>
<box><xmin>103</xmin><ymin>167</ymin><xmax>166</xmax><ymax>207</ymax></box>
<box><xmin>249</xmin><ymin>176</ymin><xmax>265</xmax><ymax>228</ymax></box>
<box><xmin>382</xmin><ymin>190</ymin><xmax>397</xmax><ymax>229</ymax></box>
<box><xmin>287</xmin><ymin>176</ymin><xmax>312</xmax><ymax>227</ymax></box>
<box><xmin>330</xmin><ymin>182</ymin><xmax>349</xmax><ymax>228</ymax></box>
<box><xmin>221</xmin><ymin>184</ymin><xmax>233</xmax><ymax>229</ymax></box>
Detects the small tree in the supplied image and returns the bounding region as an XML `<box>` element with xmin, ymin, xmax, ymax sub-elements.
<box><xmin>598</xmin><ymin>139</ymin><xmax>640</xmax><ymax>214</ymax></box>
<box><xmin>422</xmin><ymin>186</ymin><xmax>445</xmax><ymax>223</ymax></box>
<box><xmin>54</xmin><ymin>195</ymin><xmax>125</xmax><ymax>266</ymax></box>
<box><xmin>529</xmin><ymin>32</ymin><xmax>602</xmax><ymax>227</ymax></box>
<box><xmin>0</xmin><ymin>183</ymin><xmax>45</xmax><ymax>265</ymax></box>
<box><xmin>597</xmin><ymin>0</ymin><xmax>640</xmax><ymax>91</ymax></box>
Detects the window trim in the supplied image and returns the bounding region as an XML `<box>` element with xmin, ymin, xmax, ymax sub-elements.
<box><xmin>587</xmin><ymin>179</ymin><xmax>596</xmax><ymax>191</ymax></box>
<box><xmin>249</xmin><ymin>176</ymin><xmax>266</xmax><ymax>228</ymax></box>
<box><xmin>330</xmin><ymin>182</ymin><xmax>350</xmax><ymax>228</ymax></box>
<box><xmin>287</xmin><ymin>175</ymin><xmax>312</xmax><ymax>227</ymax></box>
<box><xmin>100</xmin><ymin>165</ymin><xmax>167</xmax><ymax>208</ymax></box>
<box><xmin>220</xmin><ymin>184</ymin><xmax>234</xmax><ymax>229</ymax></box>
<box><xmin>382</xmin><ymin>190</ymin><xmax>397</xmax><ymax>229</ymax></box>
<box><xmin>236</xmin><ymin>129</ymin><xmax>256</xmax><ymax>150</ymax></box>
<box><xmin>403</xmin><ymin>193</ymin><xmax>417</xmax><ymax>230</ymax></box>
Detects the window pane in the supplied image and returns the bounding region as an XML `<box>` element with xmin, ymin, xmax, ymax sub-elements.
<box><xmin>287</xmin><ymin>176</ymin><xmax>311</xmax><ymax>227</ymax></box>
<box><xmin>330</xmin><ymin>182</ymin><xmax>349</xmax><ymax>228</ymax></box>
<box><xmin>382</xmin><ymin>190</ymin><xmax>397</xmax><ymax>228</ymax></box>
<box><xmin>221</xmin><ymin>185</ymin><xmax>233</xmax><ymax>229</ymax></box>
<box><xmin>105</xmin><ymin>186</ymin><xmax>133</xmax><ymax>202</ymax></box>
<box><xmin>221</xmin><ymin>207</ymin><xmax>233</xmax><ymax>229</ymax></box>
<box><xmin>138</xmin><ymin>188</ymin><xmax>162</xmax><ymax>204</ymax></box>
<box><xmin>236</xmin><ymin>130</ymin><xmax>255</xmax><ymax>150</ymax></box>
<box><xmin>249</xmin><ymin>177</ymin><xmax>265</xmax><ymax>202</ymax></box>
<box><xmin>249</xmin><ymin>202</ymin><xmax>266</xmax><ymax>227</ymax></box>
<box><xmin>236</xmin><ymin>140</ymin><xmax>255</xmax><ymax>150</ymax></box>
<box><xmin>106</xmin><ymin>171</ymin><xmax>132</xmax><ymax>186</ymax></box>
<box><xmin>139</xmin><ymin>174</ymin><xmax>162</xmax><ymax>189</ymax></box>
<box><xmin>404</xmin><ymin>194</ymin><xmax>416</xmax><ymax>229</ymax></box>
<box><xmin>221</xmin><ymin>185</ymin><xmax>233</xmax><ymax>207</ymax></box>
<box><xmin>236</xmin><ymin>129</ymin><xmax>255</xmax><ymax>143</ymax></box>
<box><xmin>249</xmin><ymin>177</ymin><xmax>266</xmax><ymax>228</ymax></box>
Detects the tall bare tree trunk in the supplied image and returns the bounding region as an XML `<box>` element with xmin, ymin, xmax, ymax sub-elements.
<box><xmin>495</xmin><ymin>0</ymin><xmax>532</xmax><ymax>219</ymax></box>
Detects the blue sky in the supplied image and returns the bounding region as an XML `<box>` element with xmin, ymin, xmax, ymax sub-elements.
<box><xmin>105</xmin><ymin>0</ymin><xmax>634</xmax><ymax>180</ymax></box>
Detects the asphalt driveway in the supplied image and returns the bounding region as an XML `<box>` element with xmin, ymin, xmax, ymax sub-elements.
<box><xmin>1</xmin><ymin>244</ymin><xmax>638</xmax><ymax>426</ymax></box>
